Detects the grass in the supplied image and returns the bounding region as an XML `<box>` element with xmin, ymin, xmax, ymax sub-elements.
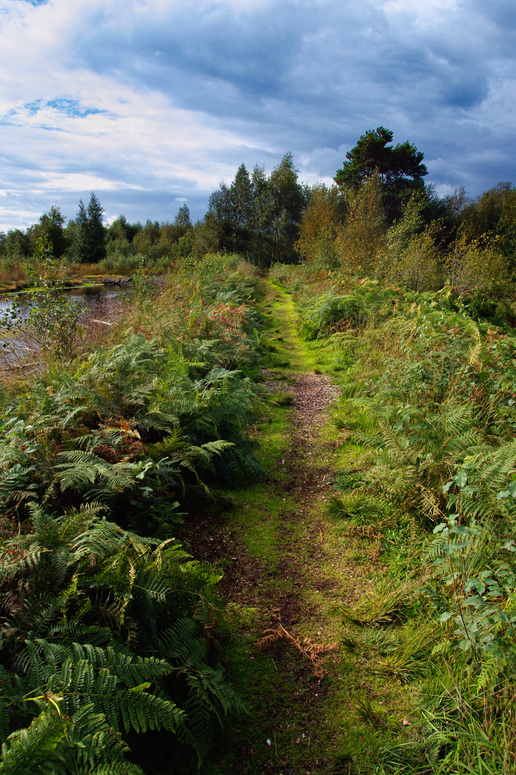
<box><xmin>199</xmin><ymin>279</ymin><xmax>418</xmax><ymax>774</ymax></box>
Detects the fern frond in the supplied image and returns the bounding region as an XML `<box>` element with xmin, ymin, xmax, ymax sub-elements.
<box><xmin>54</xmin><ymin>450</ymin><xmax>138</xmax><ymax>497</ymax></box>
<box><xmin>0</xmin><ymin>707</ymin><xmax>68</xmax><ymax>775</ymax></box>
<box><xmin>114</xmin><ymin>688</ymin><xmax>186</xmax><ymax>735</ymax></box>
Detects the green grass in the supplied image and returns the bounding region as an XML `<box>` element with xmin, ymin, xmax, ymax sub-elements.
<box><xmin>201</xmin><ymin>279</ymin><xmax>419</xmax><ymax>774</ymax></box>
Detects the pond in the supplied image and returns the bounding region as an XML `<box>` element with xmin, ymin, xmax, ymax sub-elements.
<box><xmin>0</xmin><ymin>283</ymin><xmax>127</xmax><ymax>319</ymax></box>
<box><xmin>0</xmin><ymin>284</ymin><xmax>132</xmax><ymax>366</ymax></box>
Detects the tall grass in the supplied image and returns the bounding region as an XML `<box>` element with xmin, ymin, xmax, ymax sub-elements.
<box><xmin>287</xmin><ymin>265</ymin><xmax>516</xmax><ymax>773</ymax></box>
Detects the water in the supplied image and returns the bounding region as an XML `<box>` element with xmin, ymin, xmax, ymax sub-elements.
<box><xmin>0</xmin><ymin>284</ymin><xmax>128</xmax><ymax>363</ymax></box>
<box><xmin>0</xmin><ymin>283</ymin><xmax>125</xmax><ymax>319</ymax></box>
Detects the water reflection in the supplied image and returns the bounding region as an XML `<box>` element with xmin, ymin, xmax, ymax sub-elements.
<box><xmin>0</xmin><ymin>284</ymin><xmax>125</xmax><ymax>318</ymax></box>
<box><xmin>0</xmin><ymin>283</ymin><xmax>132</xmax><ymax>328</ymax></box>
<box><xmin>0</xmin><ymin>285</ymin><xmax>128</xmax><ymax>365</ymax></box>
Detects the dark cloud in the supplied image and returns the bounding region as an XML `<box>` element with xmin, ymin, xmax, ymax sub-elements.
<box><xmin>2</xmin><ymin>0</ymin><xmax>516</xmax><ymax>230</ymax></box>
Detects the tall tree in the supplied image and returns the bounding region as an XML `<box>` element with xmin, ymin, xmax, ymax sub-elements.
<box><xmin>174</xmin><ymin>203</ymin><xmax>192</xmax><ymax>234</ymax></box>
<box><xmin>296</xmin><ymin>183</ymin><xmax>346</xmax><ymax>265</ymax></box>
<box><xmin>31</xmin><ymin>204</ymin><xmax>67</xmax><ymax>258</ymax></box>
<box><xmin>3</xmin><ymin>228</ymin><xmax>31</xmax><ymax>261</ymax></box>
<box><xmin>71</xmin><ymin>193</ymin><xmax>106</xmax><ymax>263</ymax></box>
<box><xmin>85</xmin><ymin>192</ymin><xmax>106</xmax><ymax>263</ymax></box>
<box><xmin>266</xmin><ymin>153</ymin><xmax>309</xmax><ymax>264</ymax></box>
<box><xmin>208</xmin><ymin>155</ymin><xmax>308</xmax><ymax>265</ymax></box>
<box><xmin>336</xmin><ymin>172</ymin><xmax>386</xmax><ymax>272</ymax></box>
<box><xmin>208</xmin><ymin>164</ymin><xmax>255</xmax><ymax>258</ymax></box>
<box><xmin>334</xmin><ymin>127</ymin><xmax>428</xmax><ymax>221</ymax></box>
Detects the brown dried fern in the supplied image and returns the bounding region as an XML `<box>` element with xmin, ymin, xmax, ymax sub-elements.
<box><xmin>256</xmin><ymin>621</ymin><xmax>335</xmax><ymax>678</ymax></box>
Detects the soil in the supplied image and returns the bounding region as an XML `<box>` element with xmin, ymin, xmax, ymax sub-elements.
<box><xmin>189</xmin><ymin>370</ymin><xmax>341</xmax><ymax>625</ymax></box>
<box><xmin>186</xmin><ymin>285</ymin><xmax>372</xmax><ymax>774</ymax></box>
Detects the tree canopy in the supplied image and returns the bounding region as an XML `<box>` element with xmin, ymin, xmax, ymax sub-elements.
<box><xmin>71</xmin><ymin>192</ymin><xmax>106</xmax><ymax>263</ymax></box>
<box><xmin>208</xmin><ymin>154</ymin><xmax>308</xmax><ymax>266</ymax></box>
<box><xmin>334</xmin><ymin>127</ymin><xmax>428</xmax><ymax>221</ymax></box>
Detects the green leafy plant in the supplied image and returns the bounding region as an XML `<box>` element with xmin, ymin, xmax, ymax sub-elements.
<box><xmin>0</xmin><ymin>503</ymin><xmax>244</xmax><ymax>769</ymax></box>
<box><xmin>0</xmin><ymin>235</ymin><xmax>83</xmax><ymax>362</ymax></box>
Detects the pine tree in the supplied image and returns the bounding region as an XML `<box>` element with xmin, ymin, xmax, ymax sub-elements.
<box><xmin>35</xmin><ymin>205</ymin><xmax>67</xmax><ymax>258</ymax></box>
<box><xmin>85</xmin><ymin>192</ymin><xmax>106</xmax><ymax>263</ymax></box>
<box><xmin>72</xmin><ymin>193</ymin><xmax>106</xmax><ymax>263</ymax></box>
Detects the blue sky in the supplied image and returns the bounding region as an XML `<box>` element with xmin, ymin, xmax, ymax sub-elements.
<box><xmin>1</xmin><ymin>0</ymin><xmax>516</xmax><ymax>230</ymax></box>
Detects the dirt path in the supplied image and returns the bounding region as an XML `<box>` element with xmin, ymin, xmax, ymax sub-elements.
<box><xmin>192</xmin><ymin>281</ymin><xmax>392</xmax><ymax>774</ymax></box>
<box><xmin>199</xmin><ymin>282</ymin><xmax>349</xmax><ymax>773</ymax></box>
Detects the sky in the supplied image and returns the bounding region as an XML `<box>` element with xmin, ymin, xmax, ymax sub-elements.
<box><xmin>1</xmin><ymin>0</ymin><xmax>516</xmax><ymax>231</ymax></box>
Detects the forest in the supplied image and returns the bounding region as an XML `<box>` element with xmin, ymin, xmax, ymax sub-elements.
<box><xmin>0</xmin><ymin>128</ymin><xmax>515</xmax><ymax>774</ymax></box>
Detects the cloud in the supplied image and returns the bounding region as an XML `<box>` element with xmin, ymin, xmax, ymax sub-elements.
<box><xmin>1</xmin><ymin>0</ymin><xmax>516</xmax><ymax>230</ymax></box>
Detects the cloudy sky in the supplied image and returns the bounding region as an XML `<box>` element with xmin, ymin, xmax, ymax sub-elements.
<box><xmin>1</xmin><ymin>0</ymin><xmax>516</xmax><ymax>231</ymax></box>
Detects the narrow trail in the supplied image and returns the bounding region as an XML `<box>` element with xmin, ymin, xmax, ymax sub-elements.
<box><xmin>195</xmin><ymin>281</ymin><xmax>388</xmax><ymax>774</ymax></box>
<box><xmin>221</xmin><ymin>282</ymin><xmax>344</xmax><ymax>627</ymax></box>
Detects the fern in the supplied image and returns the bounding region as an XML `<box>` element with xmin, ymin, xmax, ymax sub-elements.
<box><xmin>157</xmin><ymin>618</ymin><xmax>246</xmax><ymax>761</ymax></box>
<box><xmin>0</xmin><ymin>701</ymin><xmax>145</xmax><ymax>775</ymax></box>
<box><xmin>0</xmin><ymin>505</ymin><xmax>240</xmax><ymax>765</ymax></box>
<box><xmin>447</xmin><ymin>442</ymin><xmax>516</xmax><ymax>524</ymax></box>
<box><xmin>51</xmin><ymin>450</ymin><xmax>139</xmax><ymax>499</ymax></box>
<box><xmin>354</xmin><ymin>399</ymin><xmax>484</xmax><ymax>522</ymax></box>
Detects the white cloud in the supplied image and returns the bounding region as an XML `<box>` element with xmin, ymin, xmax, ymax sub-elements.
<box><xmin>380</xmin><ymin>0</ymin><xmax>460</xmax><ymax>23</ymax></box>
<box><xmin>1</xmin><ymin>0</ymin><xmax>516</xmax><ymax>230</ymax></box>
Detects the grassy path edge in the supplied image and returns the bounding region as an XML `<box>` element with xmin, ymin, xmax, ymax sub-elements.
<box><xmin>200</xmin><ymin>280</ymin><xmax>414</xmax><ymax>774</ymax></box>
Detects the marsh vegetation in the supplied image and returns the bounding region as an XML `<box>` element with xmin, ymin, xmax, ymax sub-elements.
<box><xmin>2</xmin><ymin>129</ymin><xmax>516</xmax><ymax>772</ymax></box>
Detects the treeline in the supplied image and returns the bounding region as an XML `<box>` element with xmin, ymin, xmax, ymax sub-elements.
<box><xmin>299</xmin><ymin>128</ymin><xmax>516</xmax><ymax>300</ymax></box>
<box><xmin>0</xmin><ymin>153</ymin><xmax>308</xmax><ymax>273</ymax></box>
<box><xmin>3</xmin><ymin>131</ymin><xmax>516</xmax><ymax>296</ymax></box>
<box><xmin>0</xmin><ymin>195</ymin><xmax>196</xmax><ymax>273</ymax></box>
<box><xmin>298</xmin><ymin>176</ymin><xmax>516</xmax><ymax>297</ymax></box>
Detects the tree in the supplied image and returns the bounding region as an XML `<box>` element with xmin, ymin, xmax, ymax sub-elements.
<box><xmin>174</xmin><ymin>203</ymin><xmax>192</xmax><ymax>234</ymax></box>
<box><xmin>132</xmin><ymin>219</ymin><xmax>161</xmax><ymax>259</ymax></box>
<box><xmin>335</xmin><ymin>172</ymin><xmax>386</xmax><ymax>273</ymax></box>
<box><xmin>460</xmin><ymin>182</ymin><xmax>516</xmax><ymax>270</ymax></box>
<box><xmin>106</xmin><ymin>215</ymin><xmax>138</xmax><ymax>259</ymax></box>
<box><xmin>296</xmin><ymin>183</ymin><xmax>346</xmax><ymax>266</ymax></box>
<box><xmin>208</xmin><ymin>155</ymin><xmax>308</xmax><ymax>266</ymax></box>
<box><xmin>86</xmin><ymin>192</ymin><xmax>106</xmax><ymax>263</ymax></box>
<box><xmin>32</xmin><ymin>204</ymin><xmax>67</xmax><ymax>258</ymax></box>
<box><xmin>334</xmin><ymin>127</ymin><xmax>428</xmax><ymax>221</ymax></box>
<box><xmin>208</xmin><ymin>164</ymin><xmax>255</xmax><ymax>258</ymax></box>
<box><xmin>266</xmin><ymin>153</ymin><xmax>309</xmax><ymax>264</ymax></box>
<box><xmin>381</xmin><ymin>194</ymin><xmax>442</xmax><ymax>290</ymax></box>
<box><xmin>72</xmin><ymin>193</ymin><xmax>106</xmax><ymax>263</ymax></box>
<box><xmin>3</xmin><ymin>228</ymin><xmax>31</xmax><ymax>261</ymax></box>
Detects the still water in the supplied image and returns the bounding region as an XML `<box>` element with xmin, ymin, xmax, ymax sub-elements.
<box><xmin>0</xmin><ymin>284</ymin><xmax>125</xmax><ymax>320</ymax></box>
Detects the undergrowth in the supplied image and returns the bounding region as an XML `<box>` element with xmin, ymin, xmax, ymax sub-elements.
<box><xmin>0</xmin><ymin>253</ymin><xmax>265</xmax><ymax>772</ymax></box>
<box><xmin>282</xmin><ymin>265</ymin><xmax>516</xmax><ymax>773</ymax></box>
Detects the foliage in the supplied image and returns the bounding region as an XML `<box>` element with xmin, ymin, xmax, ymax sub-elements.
<box><xmin>335</xmin><ymin>173</ymin><xmax>386</xmax><ymax>273</ymax></box>
<box><xmin>427</xmin><ymin>516</ymin><xmax>516</xmax><ymax>662</ymax></box>
<box><xmin>31</xmin><ymin>205</ymin><xmax>67</xmax><ymax>259</ymax></box>
<box><xmin>459</xmin><ymin>181</ymin><xmax>516</xmax><ymax>271</ymax></box>
<box><xmin>290</xmin><ymin>262</ymin><xmax>516</xmax><ymax>772</ymax></box>
<box><xmin>334</xmin><ymin>127</ymin><xmax>428</xmax><ymax>221</ymax></box>
<box><xmin>446</xmin><ymin>229</ymin><xmax>509</xmax><ymax>296</ymax></box>
<box><xmin>387</xmin><ymin>230</ymin><xmax>442</xmax><ymax>291</ymax></box>
<box><xmin>0</xmin><ymin>504</ymin><xmax>244</xmax><ymax>770</ymax></box>
<box><xmin>0</xmin><ymin>235</ymin><xmax>83</xmax><ymax>362</ymax></box>
<box><xmin>0</xmin><ymin>255</ymin><xmax>265</xmax><ymax>769</ymax></box>
<box><xmin>295</xmin><ymin>183</ymin><xmax>345</xmax><ymax>267</ymax></box>
<box><xmin>208</xmin><ymin>155</ymin><xmax>308</xmax><ymax>266</ymax></box>
<box><xmin>72</xmin><ymin>193</ymin><xmax>106</xmax><ymax>264</ymax></box>
<box><xmin>299</xmin><ymin>292</ymin><xmax>364</xmax><ymax>340</ymax></box>
<box><xmin>298</xmin><ymin>281</ymin><xmax>399</xmax><ymax>341</ymax></box>
<box><xmin>0</xmin><ymin>336</ymin><xmax>262</xmax><ymax>533</ymax></box>
<box><xmin>377</xmin><ymin>193</ymin><xmax>442</xmax><ymax>290</ymax></box>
